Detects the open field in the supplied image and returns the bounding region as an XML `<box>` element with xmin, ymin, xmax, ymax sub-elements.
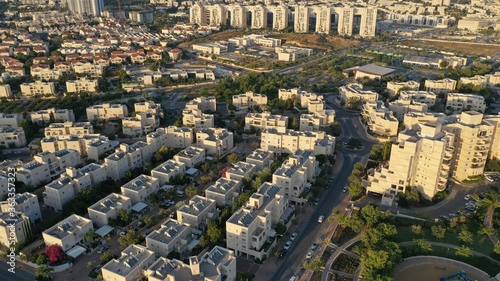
<box><xmin>268</xmin><ymin>33</ymin><xmax>360</xmax><ymax>51</ymax></box>
<box><xmin>400</xmin><ymin>39</ymin><xmax>500</xmax><ymax>56</ymax></box>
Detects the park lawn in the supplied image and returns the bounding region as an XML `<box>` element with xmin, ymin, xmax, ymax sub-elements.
<box><xmin>395</xmin><ymin>226</ymin><xmax>495</xmax><ymax>257</ymax></box>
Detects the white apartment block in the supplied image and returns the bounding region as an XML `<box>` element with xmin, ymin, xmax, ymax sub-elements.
<box><xmin>165</xmin><ymin>126</ymin><xmax>194</xmax><ymax>148</ymax></box>
<box><xmin>485</xmin><ymin>115</ymin><xmax>500</xmax><ymax>160</ymax></box>
<box><xmin>246</xmin><ymin>149</ymin><xmax>273</xmax><ymax>169</ymax></box>
<box><xmin>245</xmin><ymin>112</ymin><xmax>288</xmax><ymax>131</ymax></box>
<box><xmin>0</xmin><ymin>84</ymin><xmax>13</xmax><ymax>98</ymax></box>
<box><xmin>66</xmin><ymin>78</ymin><xmax>98</xmax><ymax>93</ymax></box>
<box><xmin>42</xmin><ymin>214</ymin><xmax>93</xmax><ymax>251</ymax></box>
<box><xmin>43</xmin><ymin>176</ymin><xmax>76</xmax><ymax>211</ymax></box>
<box><xmin>424</xmin><ymin>78</ymin><xmax>457</xmax><ymax>94</ymax></box>
<box><xmin>0</xmin><ymin>113</ymin><xmax>23</xmax><ymax>128</ymax></box>
<box><xmin>186</xmin><ymin>96</ymin><xmax>217</xmax><ymax>112</ymax></box>
<box><xmin>389</xmin><ymin>100</ymin><xmax>428</xmax><ymax>121</ymax></box>
<box><xmin>173</xmin><ymin>146</ymin><xmax>206</xmax><ymax>168</ymax></box>
<box><xmin>399</xmin><ymin>91</ymin><xmax>437</xmax><ymax>107</ymax></box>
<box><xmin>232</xmin><ymin>91</ymin><xmax>268</xmax><ymax>111</ymax></box>
<box><xmin>20</xmin><ymin>82</ymin><xmax>56</xmax><ymax>96</ymax></box>
<box><xmin>88</xmin><ymin>193</ymin><xmax>132</xmax><ymax>228</ymax></box>
<box><xmin>0</xmin><ymin>212</ymin><xmax>32</xmax><ymax>248</ymax></box>
<box><xmin>16</xmin><ymin>149</ymin><xmax>80</xmax><ymax>188</ymax></box>
<box><xmin>41</xmin><ymin>134</ymin><xmax>114</xmax><ymax>161</ymax></box>
<box><xmin>73</xmin><ymin>63</ymin><xmax>103</xmax><ymax>77</ymax></box>
<box><xmin>366</xmin><ymin>122</ymin><xmax>455</xmax><ymax>200</ymax></box>
<box><xmin>226</xmin><ymin>182</ymin><xmax>288</xmax><ymax>260</ymax></box>
<box><xmin>151</xmin><ymin>160</ymin><xmax>186</xmax><ymax>185</ymax></box>
<box><xmin>0</xmin><ymin>127</ymin><xmax>26</xmax><ymax>148</ymax></box>
<box><xmin>444</xmin><ymin>111</ymin><xmax>494</xmax><ymax>181</ymax></box>
<box><xmin>225</xmin><ymin>161</ymin><xmax>257</xmax><ymax>182</ymax></box>
<box><xmin>145</xmin><ymin>219</ymin><xmax>192</xmax><ymax>257</ymax></box>
<box><xmin>31</xmin><ymin>68</ymin><xmax>62</xmax><ymax>81</ymax></box>
<box><xmin>386</xmin><ymin>80</ymin><xmax>420</xmax><ymax>95</ymax></box>
<box><xmin>105</xmin><ymin>149</ymin><xmax>140</xmax><ymax>180</ymax></box>
<box><xmin>275</xmin><ymin>46</ymin><xmax>313</xmax><ymax>62</ymax></box>
<box><xmin>261</xmin><ymin>127</ymin><xmax>335</xmax><ymax>156</ymax></box>
<box><xmin>446</xmin><ymin>93</ymin><xmax>486</xmax><ymax>113</ymax></box>
<box><xmin>0</xmin><ymin>192</ymin><xmax>41</xmax><ymax>223</ymax></box>
<box><xmin>135</xmin><ymin>101</ymin><xmax>163</xmax><ymax>118</ymax></box>
<box><xmin>102</xmin><ymin>244</ymin><xmax>155</xmax><ymax>281</ymax></box>
<box><xmin>403</xmin><ymin>112</ymin><xmax>447</xmax><ymax>130</ymax></box>
<box><xmin>146</xmin><ymin>246</ymin><xmax>236</xmax><ymax>281</ymax></box>
<box><xmin>44</xmin><ymin>122</ymin><xmax>93</xmax><ymax>137</ymax></box>
<box><xmin>192</xmin><ymin>42</ymin><xmax>228</xmax><ymax>55</ymax></box>
<box><xmin>339</xmin><ymin>83</ymin><xmax>379</xmax><ymax>104</ymax></box>
<box><xmin>272</xmin><ymin>150</ymin><xmax>317</xmax><ymax>201</ymax></box>
<box><xmin>65</xmin><ymin>163</ymin><xmax>107</xmax><ymax>192</ymax></box>
<box><xmin>362</xmin><ymin>101</ymin><xmax>399</xmax><ymax>137</ymax></box>
<box><xmin>182</xmin><ymin>109</ymin><xmax>215</xmax><ymax>129</ymax></box>
<box><xmin>86</xmin><ymin>103</ymin><xmax>129</xmax><ymax>121</ymax></box>
<box><xmin>122</xmin><ymin>113</ymin><xmax>159</xmax><ymax>137</ymax></box>
<box><xmin>30</xmin><ymin>108</ymin><xmax>75</xmax><ymax>124</ymax></box>
<box><xmin>299</xmin><ymin>110</ymin><xmax>336</xmax><ymax>131</ymax></box>
<box><xmin>196</xmin><ymin>128</ymin><xmax>234</xmax><ymax>158</ymax></box>
<box><xmin>121</xmin><ymin>175</ymin><xmax>160</xmax><ymax>204</ymax></box>
<box><xmin>205</xmin><ymin>177</ymin><xmax>242</xmax><ymax>207</ymax></box>
<box><xmin>300</xmin><ymin>92</ymin><xmax>325</xmax><ymax>113</ymax></box>
<box><xmin>230</xmin><ymin>34</ymin><xmax>282</xmax><ymax>48</ymax></box>
<box><xmin>177</xmin><ymin>196</ymin><xmax>217</xmax><ymax>229</ymax></box>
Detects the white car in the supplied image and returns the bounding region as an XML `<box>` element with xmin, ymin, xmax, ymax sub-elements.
<box><xmin>318</xmin><ymin>215</ymin><xmax>325</xmax><ymax>223</ymax></box>
<box><xmin>119</xmin><ymin>231</ymin><xmax>126</xmax><ymax>236</ymax></box>
<box><xmin>305</xmin><ymin>251</ymin><xmax>313</xmax><ymax>261</ymax></box>
<box><xmin>165</xmin><ymin>199</ymin><xmax>175</xmax><ymax>207</ymax></box>
<box><xmin>283</xmin><ymin>240</ymin><xmax>293</xmax><ymax>250</ymax></box>
<box><xmin>343</xmin><ymin>186</ymin><xmax>348</xmax><ymax>193</ymax></box>
<box><xmin>464</xmin><ymin>194</ymin><xmax>471</xmax><ymax>201</ymax></box>
<box><xmin>289</xmin><ymin>274</ymin><xmax>299</xmax><ymax>281</ymax></box>
<box><xmin>290</xmin><ymin>232</ymin><xmax>298</xmax><ymax>242</ymax></box>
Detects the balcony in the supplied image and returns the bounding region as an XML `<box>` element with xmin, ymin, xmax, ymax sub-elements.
<box><xmin>471</xmin><ymin>163</ymin><xmax>484</xmax><ymax>169</ymax></box>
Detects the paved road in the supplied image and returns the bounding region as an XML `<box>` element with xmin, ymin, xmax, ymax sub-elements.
<box><xmin>269</xmin><ymin>100</ymin><xmax>376</xmax><ymax>281</ymax></box>
<box><xmin>0</xmin><ymin>257</ymin><xmax>35</xmax><ymax>281</ymax></box>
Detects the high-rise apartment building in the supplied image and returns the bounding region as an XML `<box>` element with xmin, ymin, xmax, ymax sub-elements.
<box><xmin>62</xmin><ymin>0</ymin><xmax>104</xmax><ymax>16</ymax></box>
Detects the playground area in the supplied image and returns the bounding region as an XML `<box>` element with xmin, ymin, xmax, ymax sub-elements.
<box><xmin>394</xmin><ymin>257</ymin><xmax>492</xmax><ymax>281</ymax></box>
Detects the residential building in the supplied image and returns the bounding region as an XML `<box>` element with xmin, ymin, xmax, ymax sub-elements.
<box><xmin>43</xmin><ymin>176</ymin><xmax>76</xmax><ymax>211</ymax></box>
<box><xmin>225</xmin><ymin>161</ymin><xmax>257</xmax><ymax>182</ymax></box>
<box><xmin>444</xmin><ymin>111</ymin><xmax>494</xmax><ymax>181</ymax></box>
<box><xmin>173</xmin><ymin>146</ymin><xmax>206</xmax><ymax>168</ymax></box>
<box><xmin>245</xmin><ymin>112</ymin><xmax>288</xmax><ymax>131</ymax></box>
<box><xmin>232</xmin><ymin>91</ymin><xmax>268</xmax><ymax>111</ymax></box>
<box><xmin>0</xmin><ymin>192</ymin><xmax>41</xmax><ymax>223</ymax></box>
<box><xmin>403</xmin><ymin>112</ymin><xmax>447</xmax><ymax>129</ymax></box>
<box><xmin>0</xmin><ymin>212</ymin><xmax>32</xmax><ymax>248</ymax></box>
<box><xmin>339</xmin><ymin>83</ymin><xmax>379</xmax><ymax>105</ymax></box>
<box><xmin>145</xmin><ymin>219</ymin><xmax>192</xmax><ymax>257</ymax></box>
<box><xmin>399</xmin><ymin>91</ymin><xmax>437</xmax><ymax>107</ymax></box>
<box><xmin>151</xmin><ymin>160</ymin><xmax>186</xmax><ymax>185</ymax></box>
<box><xmin>366</xmin><ymin>122</ymin><xmax>455</xmax><ymax>199</ymax></box>
<box><xmin>40</xmin><ymin>134</ymin><xmax>114</xmax><ymax>160</ymax></box>
<box><xmin>246</xmin><ymin>149</ymin><xmax>273</xmax><ymax>169</ymax></box>
<box><xmin>182</xmin><ymin>109</ymin><xmax>214</xmax><ymax>129</ymax></box>
<box><xmin>300</xmin><ymin>92</ymin><xmax>325</xmax><ymax>113</ymax></box>
<box><xmin>446</xmin><ymin>93</ymin><xmax>486</xmax><ymax>113</ymax></box>
<box><xmin>485</xmin><ymin>115</ymin><xmax>500</xmax><ymax>160</ymax></box>
<box><xmin>20</xmin><ymin>82</ymin><xmax>56</xmax><ymax>96</ymax></box>
<box><xmin>44</xmin><ymin>122</ymin><xmax>93</xmax><ymax>137</ymax></box>
<box><xmin>146</xmin><ymin>246</ymin><xmax>236</xmax><ymax>281</ymax></box>
<box><xmin>0</xmin><ymin>127</ymin><xmax>27</xmax><ymax>148</ymax></box>
<box><xmin>186</xmin><ymin>96</ymin><xmax>217</xmax><ymax>112</ymax></box>
<box><xmin>388</xmin><ymin>100</ymin><xmax>428</xmax><ymax>121</ymax></box>
<box><xmin>31</xmin><ymin>68</ymin><xmax>62</xmax><ymax>81</ymax></box>
<box><xmin>176</xmin><ymin>196</ymin><xmax>217</xmax><ymax>229</ymax></box>
<box><xmin>424</xmin><ymin>78</ymin><xmax>457</xmax><ymax>94</ymax></box>
<box><xmin>0</xmin><ymin>84</ymin><xmax>13</xmax><ymax>98</ymax></box>
<box><xmin>362</xmin><ymin>101</ymin><xmax>399</xmax><ymax>137</ymax></box>
<box><xmin>205</xmin><ymin>177</ymin><xmax>241</xmax><ymax>207</ymax></box>
<box><xmin>386</xmin><ymin>81</ymin><xmax>420</xmax><ymax>95</ymax></box>
<box><xmin>261</xmin><ymin>127</ymin><xmax>335</xmax><ymax>156</ymax></box>
<box><xmin>73</xmin><ymin>63</ymin><xmax>103</xmax><ymax>77</ymax></box>
<box><xmin>101</xmin><ymin>244</ymin><xmax>155</xmax><ymax>281</ymax></box>
<box><xmin>88</xmin><ymin>193</ymin><xmax>132</xmax><ymax>228</ymax></box>
<box><xmin>135</xmin><ymin>101</ymin><xmax>163</xmax><ymax>118</ymax></box>
<box><xmin>299</xmin><ymin>110</ymin><xmax>336</xmax><ymax>131</ymax></box>
<box><xmin>122</xmin><ymin>113</ymin><xmax>159</xmax><ymax>137</ymax></box>
<box><xmin>192</xmin><ymin>42</ymin><xmax>228</xmax><ymax>54</ymax></box>
<box><xmin>42</xmin><ymin>214</ymin><xmax>93</xmax><ymax>251</ymax></box>
<box><xmin>66</xmin><ymin>78</ymin><xmax>98</xmax><ymax>93</ymax></box>
<box><xmin>272</xmin><ymin>150</ymin><xmax>317</xmax><ymax>201</ymax></box>
<box><xmin>61</xmin><ymin>0</ymin><xmax>104</xmax><ymax>16</ymax></box>
<box><xmin>226</xmin><ymin>182</ymin><xmax>288</xmax><ymax>260</ymax></box>
<box><xmin>165</xmin><ymin>126</ymin><xmax>194</xmax><ymax>148</ymax></box>
<box><xmin>121</xmin><ymin>175</ymin><xmax>160</xmax><ymax>204</ymax></box>
<box><xmin>87</xmin><ymin>103</ymin><xmax>128</xmax><ymax>121</ymax></box>
<box><xmin>275</xmin><ymin>46</ymin><xmax>313</xmax><ymax>61</ymax></box>
<box><xmin>0</xmin><ymin>113</ymin><xmax>23</xmax><ymax>128</ymax></box>
<box><xmin>30</xmin><ymin>108</ymin><xmax>75</xmax><ymax>124</ymax></box>
<box><xmin>196</xmin><ymin>128</ymin><xmax>234</xmax><ymax>158</ymax></box>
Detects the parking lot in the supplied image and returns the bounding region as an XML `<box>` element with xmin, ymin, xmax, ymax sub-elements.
<box><xmin>485</xmin><ymin>172</ymin><xmax>500</xmax><ymax>182</ymax></box>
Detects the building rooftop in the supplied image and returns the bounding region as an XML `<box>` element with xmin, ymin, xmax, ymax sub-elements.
<box><xmin>147</xmin><ymin>219</ymin><xmax>190</xmax><ymax>245</ymax></box>
<box><xmin>176</xmin><ymin>146</ymin><xmax>204</xmax><ymax>159</ymax></box>
<box><xmin>88</xmin><ymin>193</ymin><xmax>129</xmax><ymax>214</ymax></box>
<box><xmin>246</xmin><ymin>149</ymin><xmax>272</xmax><ymax>162</ymax></box>
<box><xmin>122</xmin><ymin>175</ymin><xmax>157</xmax><ymax>192</ymax></box>
<box><xmin>206</xmin><ymin>177</ymin><xmax>239</xmax><ymax>195</ymax></box>
<box><xmin>44</xmin><ymin>214</ymin><xmax>91</xmax><ymax>239</ymax></box>
<box><xmin>153</xmin><ymin>160</ymin><xmax>185</xmax><ymax>174</ymax></box>
<box><xmin>46</xmin><ymin>176</ymin><xmax>73</xmax><ymax>190</ymax></box>
<box><xmin>177</xmin><ymin>196</ymin><xmax>214</xmax><ymax>217</ymax></box>
<box><xmin>102</xmin><ymin>244</ymin><xmax>154</xmax><ymax>277</ymax></box>
<box><xmin>226</xmin><ymin>161</ymin><xmax>256</xmax><ymax>177</ymax></box>
<box><xmin>354</xmin><ymin>64</ymin><xmax>396</xmax><ymax>76</ymax></box>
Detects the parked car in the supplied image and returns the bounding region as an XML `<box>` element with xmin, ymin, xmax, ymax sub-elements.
<box><xmin>165</xmin><ymin>199</ymin><xmax>175</xmax><ymax>207</ymax></box>
<box><xmin>318</xmin><ymin>215</ymin><xmax>325</xmax><ymax>223</ymax></box>
<box><xmin>290</xmin><ymin>232</ymin><xmax>298</xmax><ymax>242</ymax></box>
<box><xmin>97</xmin><ymin>245</ymin><xmax>110</xmax><ymax>254</ymax></box>
<box><xmin>305</xmin><ymin>251</ymin><xmax>313</xmax><ymax>261</ymax></box>
<box><xmin>119</xmin><ymin>231</ymin><xmax>126</xmax><ymax>236</ymax></box>
<box><xmin>314</xmin><ymin>198</ymin><xmax>320</xmax><ymax>206</ymax></box>
<box><xmin>279</xmin><ymin>249</ymin><xmax>287</xmax><ymax>258</ymax></box>
<box><xmin>289</xmin><ymin>274</ymin><xmax>299</xmax><ymax>281</ymax></box>
<box><xmin>343</xmin><ymin>186</ymin><xmax>348</xmax><ymax>193</ymax></box>
<box><xmin>311</xmin><ymin>242</ymin><xmax>318</xmax><ymax>251</ymax></box>
<box><xmin>283</xmin><ymin>240</ymin><xmax>293</xmax><ymax>250</ymax></box>
<box><xmin>464</xmin><ymin>194</ymin><xmax>471</xmax><ymax>200</ymax></box>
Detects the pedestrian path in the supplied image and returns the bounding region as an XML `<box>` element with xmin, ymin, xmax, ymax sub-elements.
<box><xmin>321</xmin><ymin>235</ymin><xmax>361</xmax><ymax>281</ymax></box>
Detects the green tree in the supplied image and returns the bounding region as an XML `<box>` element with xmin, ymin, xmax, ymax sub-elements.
<box><xmin>494</xmin><ymin>243</ymin><xmax>500</xmax><ymax>254</ymax></box>
<box><xmin>207</xmin><ymin>220</ymin><xmax>222</xmax><ymax>244</ymax></box>
<box><xmin>361</xmin><ymin>205</ymin><xmax>389</xmax><ymax>227</ymax></box>
<box><xmin>227</xmin><ymin>153</ymin><xmax>239</xmax><ymax>164</ymax></box>
<box><xmin>185</xmin><ymin>185</ymin><xmax>198</xmax><ymax>197</ymax></box>
<box><xmin>118</xmin><ymin>230</ymin><xmax>142</xmax><ymax>247</ymax></box>
<box><xmin>36</xmin><ymin>254</ymin><xmax>47</xmax><ymax>265</ymax></box>
<box><xmin>411</xmin><ymin>225</ymin><xmax>422</xmax><ymax>235</ymax></box>
<box><xmin>431</xmin><ymin>225</ymin><xmax>446</xmax><ymax>239</ymax></box>
<box><xmin>413</xmin><ymin>239</ymin><xmax>432</xmax><ymax>253</ymax></box>
<box><xmin>84</xmin><ymin>230</ymin><xmax>98</xmax><ymax>242</ymax></box>
<box><xmin>197</xmin><ymin>175</ymin><xmax>213</xmax><ymax>185</ymax></box>
<box><xmin>458</xmin><ymin>229</ymin><xmax>473</xmax><ymax>244</ymax></box>
<box><xmin>49</xmin><ymin>112</ymin><xmax>55</xmax><ymax>123</ymax></box>
<box><xmin>455</xmin><ymin>245</ymin><xmax>472</xmax><ymax>257</ymax></box>
<box><xmin>290</xmin><ymin>117</ymin><xmax>299</xmax><ymax>130</ymax></box>
<box><xmin>35</xmin><ymin>265</ymin><xmax>53</xmax><ymax>281</ymax></box>
<box><xmin>143</xmin><ymin>216</ymin><xmax>158</xmax><ymax>228</ymax></box>
<box><xmin>101</xmin><ymin>251</ymin><xmax>113</xmax><ymax>263</ymax></box>
<box><xmin>478</xmin><ymin>227</ymin><xmax>496</xmax><ymax>236</ymax></box>
<box><xmin>304</xmin><ymin>257</ymin><xmax>325</xmax><ymax>272</ymax></box>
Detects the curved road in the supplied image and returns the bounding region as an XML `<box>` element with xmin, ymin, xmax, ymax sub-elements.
<box><xmin>270</xmin><ymin>99</ymin><xmax>376</xmax><ymax>281</ymax></box>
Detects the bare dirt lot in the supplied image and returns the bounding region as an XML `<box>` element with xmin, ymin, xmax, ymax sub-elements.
<box><xmin>401</xmin><ymin>39</ymin><xmax>500</xmax><ymax>56</ymax></box>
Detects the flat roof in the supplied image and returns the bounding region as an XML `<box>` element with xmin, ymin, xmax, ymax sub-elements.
<box><xmin>95</xmin><ymin>225</ymin><xmax>115</xmax><ymax>237</ymax></box>
<box><xmin>132</xmin><ymin>202</ymin><xmax>148</xmax><ymax>212</ymax></box>
<box><xmin>355</xmin><ymin>64</ymin><xmax>396</xmax><ymax>76</ymax></box>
